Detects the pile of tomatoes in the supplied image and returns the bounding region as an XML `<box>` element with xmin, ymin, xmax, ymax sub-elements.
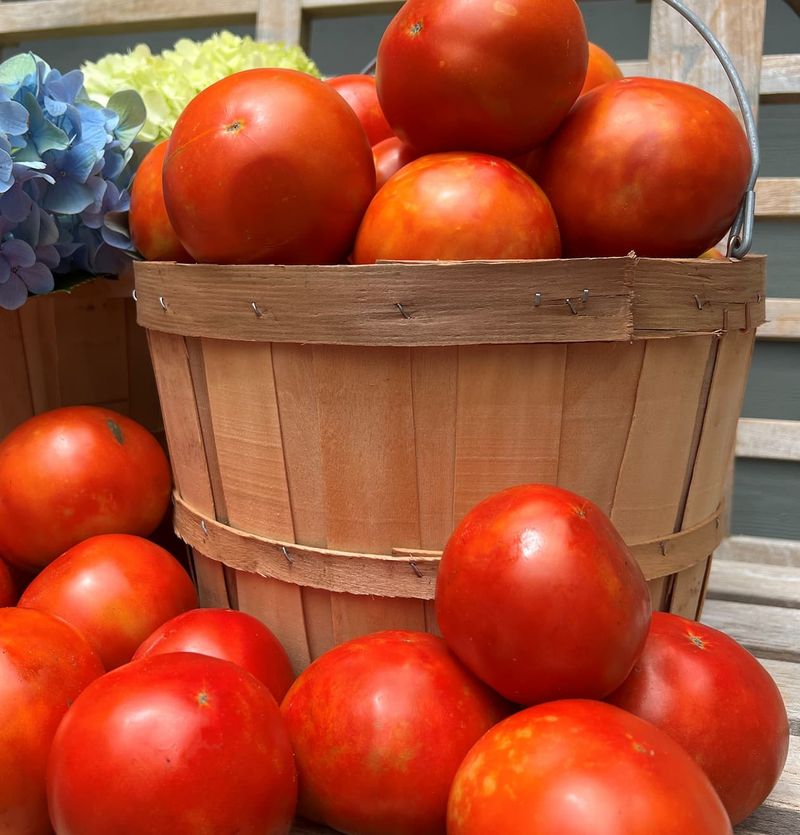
<box><xmin>130</xmin><ymin>0</ymin><xmax>750</xmax><ymax>269</ymax></box>
<box><xmin>0</xmin><ymin>406</ymin><xmax>791</xmax><ymax>834</ymax></box>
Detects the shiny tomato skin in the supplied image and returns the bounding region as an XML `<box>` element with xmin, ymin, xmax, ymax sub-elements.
<box><xmin>607</xmin><ymin>613</ymin><xmax>789</xmax><ymax>825</ymax></box>
<box><xmin>354</xmin><ymin>153</ymin><xmax>561</xmax><ymax>263</ymax></box>
<box><xmin>376</xmin><ymin>0</ymin><xmax>588</xmax><ymax>155</ymax></box>
<box><xmin>0</xmin><ymin>608</ymin><xmax>104</xmax><ymax>835</ymax></box>
<box><xmin>129</xmin><ymin>141</ymin><xmax>192</xmax><ymax>261</ymax></box>
<box><xmin>281</xmin><ymin>630</ymin><xmax>510</xmax><ymax>835</ymax></box>
<box><xmin>327</xmin><ymin>74</ymin><xmax>394</xmax><ymax>146</ymax></box>
<box><xmin>134</xmin><ymin>608</ymin><xmax>295</xmax><ymax>704</ymax></box>
<box><xmin>164</xmin><ymin>68</ymin><xmax>375</xmax><ymax>265</ymax></box>
<box><xmin>19</xmin><ymin>534</ymin><xmax>198</xmax><ymax>670</ymax></box>
<box><xmin>0</xmin><ymin>406</ymin><xmax>171</xmax><ymax>571</ymax></box>
<box><xmin>47</xmin><ymin>652</ymin><xmax>297</xmax><ymax>835</ymax></box>
<box><xmin>436</xmin><ymin>484</ymin><xmax>651</xmax><ymax>705</ymax></box>
<box><xmin>580</xmin><ymin>42</ymin><xmax>624</xmax><ymax>96</ymax></box>
<box><xmin>448</xmin><ymin>700</ymin><xmax>733</xmax><ymax>835</ymax></box>
<box><xmin>538</xmin><ymin>78</ymin><xmax>750</xmax><ymax>257</ymax></box>
<box><xmin>372</xmin><ymin>136</ymin><xmax>420</xmax><ymax>190</ymax></box>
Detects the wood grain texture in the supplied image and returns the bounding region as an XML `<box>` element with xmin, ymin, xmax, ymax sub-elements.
<box><xmin>0</xmin><ymin>0</ymin><xmax>255</xmax><ymax>41</ymax></box>
<box><xmin>173</xmin><ymin>493</ymin><xmax>722</xmax><ymax>594</ymax></box>
<box><xmin>135</xmin><ymin>258</ymin><xmax>765</xmax><ymax>345</ymax></box>
<box><xmin>17</xmin><ymin>294</ymin><xmax>60</xmax><ymax>413</ymax></box>
<box><xmin>702</xmin><ymin>599</ymin><xmax>800</xmax><ymax>662</ymax></box>
<box><xmin>0</xmin><ymin>309</ymin><xmax>34</xmax><ymax>438</ymax></box>
<box><xmin>648</xmin><ymin>0</ymin><xmax>767</xmax><ymax>118</ymax></box>
<box><xmin>620</xmin><ymin>53</ymin><xmax>800</xmax><ymax>101</ymax></box>
<box><xmin>135</xmin><ymin>259</ymin><xmax>634</xmax><ymax>345</ymax></box>
<box><xmin>707</xmin><ymin>559</ymin><xmax>800</xmax><ymax>608</ymax></box>
<box><xmin>717</xmin><ymin>534</ymin><xmax>800</xmax><ymax>567</ymax></box>
<box><xmin>556</xmin><ymin>341</ymin><xmax>646</xmax><ymax>514</ymax></box>
<box><xmin>452</xmin><ymin>344</ymin><xmax>566</xmax><ymax>521</ymax></box>
<box><xmin>757</xmin><ymin>178</ymin><xmax>800</xmax><ymax>217</ymax></box>
<box><xmin>124</xmin><ymin>298</ymin><xmax>163</xmax><ymax>432</ymax></box>
<box><xmin>256</xmin><ymin>0</ymin><xmax>302</xmax><ymax>44</ymax></box>
<box><xmin>312</xmin><ymin>345</ymin><xmax>426</xmax><ymax>644</ymax></box>
<box><xmin>737</xmin><ymin>417</ymin><xmax>800</xmax><ymax>461</ymax></box>
<box><xmin>758</xmin><ymin>298</ymin><xmax>800</xmax><ymax>340</ymax></box>
<box><xmin>411</xmin><ymin>347</ymin><xmax>459</xmax><ymax>547</ymax></box>
<box><xmin>611</xmin><ymin>337</ymin><xmax>716</xmax><ymax>541</ymax></box>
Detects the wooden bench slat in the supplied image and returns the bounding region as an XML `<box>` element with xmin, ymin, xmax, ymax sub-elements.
<box><xmin>716</xmin><ymin>536</ymin><xmax>800</xmax><ymax>568</ymax></box>
<box><xmin>702</xmin><ymin>599</ymin><xmax>800</xmax><ymax>662</ymax></box>
<box><xmin>708</xmin><ymin>559</ymin><xmax>800</xmax><ymax>607</ymax></box>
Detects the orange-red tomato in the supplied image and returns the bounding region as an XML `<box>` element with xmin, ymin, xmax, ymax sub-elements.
<box><xmin>511</xmin><ymin>145</ymin><xmax>547</xmax><ymax>182</ymax></box>
<box><xmin>47</xmin><ymin>653</ymin><xmax>297</xmax><ymax>835</ymax></box>
<box><xmin>436</xmin><ymin>485</ymin><xmax>651</xmax><ymax>705</ymax></box>
<box><xmin>372</xmin><ymin>135</ymin><xmax>420</xmax><ymax>190</ymax></box>
<box><xmin>607</xmin><ymin>613</ymin><xmax>790</xmax><ymax>825</ymax></box>
<box><xmin>164</xmin><ymin>69</ymin><xmax>375</xmax><ymax>265</ymax></box>
<box><xmin>327</xmin><ymin>74</ymin><xmax>394</xmax><ymax>145</ymax></box>
<box><xmin>580</xmin><ymin>42</ymin><xmax>624</xmax><ymax>96</ymax></box>
<box><xmin>354</xmin><ymin>153</ymin><xmax>561</xmax><ymax>263</ymax></box>
<box><xmin>129</xmin><ymin>141</ymin><xmax>192</xmax><ymax>262</ymax></box>
<box><xmin>0</xmin><ymin>407</ymin><xmax>171</xmax><ymax>571</ymax></box>
<box><xmin>0</xmin><ymin>608</ymin><xmax>103</xmax><ymax>834</ymax></box>
<box><xmin>134</xmin><ymin>608</ymin><xmax>295</xmax><ymax>704</ymax></box>
<box><xmin>376</xmin><ymin>0</ymin><xmax>588</xmax><ymax>155</ymax></box>
<box><xmin>281</xmin><ymin>631</ymin><xmax>509</xmax><ymax>835</ymax></box>
<box><xmin>448</xmin><ymin>700</ymin><xmax>733</xmax><ymax>835</ymax></box>
<box><xmin>19</xmin><ymin>534</ymin><xmax>198</xmax><ymax>670</ymax></box>
<box><xmin>538</xmin><ymin>78</ymin><xmax>750</xmax><ymax>257</ymax></box>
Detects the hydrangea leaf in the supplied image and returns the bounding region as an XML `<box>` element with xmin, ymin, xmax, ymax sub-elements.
<box><xmin>24</xmin><ymin>92</ymin><xmax>70</xmax><ymax>154</ymax></box>
<box><xmin>0</xmin><ymin>54</ymin><xmax>38</xmax><ymax>93</ymax></box>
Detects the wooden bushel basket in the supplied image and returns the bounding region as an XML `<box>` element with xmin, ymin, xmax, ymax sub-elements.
<box><xmin>136</xmin><ymin>255</ymin><xmax>765</xmax><ymax>673</ymax></box>
<box><xmin>0</xmin><ymin>274</ymin><xmax>162</xmax><ymax>440</ymax></box>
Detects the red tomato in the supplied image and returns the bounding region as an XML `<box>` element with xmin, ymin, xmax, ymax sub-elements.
<box><xmin>129</xmin><ymin>141</ymin><xmax>192</xmax><ymax>262</ymax></box>
<box><xmin>0</xmin><ymin>557</ymin><xmax>15</xmax><ymax>605</ymax></box>
<box><xmin>580</xmin><ymin>42</ymin><xmax>624</xmax><ymax>96</ymax></box>
<box><xmin>47</xmin><ymin>652</ymin><xmax>297</xmax><ymax>835</ymax></box>
<box><xmin>164</xmin><ymin>69</ymin><xmax>375</xmax><ymax>265</ymax></box>
<box><xmin>354</xmin><ymin>153</ymin><xmax>561</xmax><ymax>263</ymax></box>
<box><xmin>511</xmin><ymin>145</ymin><xmax>546</xmax><ymax>182</ymax></box>
<box><xmin>376</xmin><ymin>0</ymin><xmax>588</xmax><ymax>155</ymax></box>
<box><xmin>0</xmin><ymin>406</ymin><xmax>171</xmax><ymax>571</ymax></box>
<box><xmin>607</xmin><ymin>613</ymin><xmax>789</xmax><ymax>825</ymax></box>
<box><xmin>0</xmin><ymin>608</ymin><xmax>103</xmax><ymax>834</ymax></box>
<box><xmin>281</xmin><ymin>630</ymin><xmax>509</xmax><ymax>835</ymax></box>
<box><xmin>134</xmin><ymin>608</ymin><xmax>295</xmax><ymax>704</ymax></box>
<box><xmin>448</xmin><ymin>700</ymin><xmax>733</xmax><ymax>835</ymax></box>
<box><xmin>327</xmin><ymin>74</ymin><xmax>394</xmax><ymax>145</ymax></box>
<box><xmin>436</xmin><ymin>484</ymin><xmax>651</xmax><ymax>705</ymax></box>
<box><xmin>372</xmin><ymin>136</ymin><xmax>420</xmax><ymax>190</ymax></box>
<box><xmin>19</xmin><ymin>534</ymin><xmax>198</xmax><ymax>670</ymax></box>
<box><xmin>538</xmin><ymin>78</ymin><xmax>750</xmax><ymax>257</ymax></box>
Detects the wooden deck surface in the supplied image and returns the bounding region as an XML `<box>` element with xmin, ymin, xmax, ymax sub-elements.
<box><xmin>291</xmin><ymin>556</ymin><xmax>800</xmax><ymax>835</ymax></box>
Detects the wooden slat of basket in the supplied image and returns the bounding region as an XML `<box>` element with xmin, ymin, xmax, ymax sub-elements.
<box><xmin>451</xmin><ymin>344</ymin><xmax>566</xmax><ymax>522</ymax></box>
<box><xmin>556</xmin><ymin>342</ymin><xmax>647</xmax><ymax>516</ymax></box>
<box><xmin>312</xmin><ymin>345</ymin><xmax>427</xmax><ymax>644</ymax></box>
<box><xmin>146</xmin><ymin>331</ymin><xmax>227</xmax><ymax>607</ymax></box>
<box><xmin>199</xmin><ymin>338</ymin><xmax>313</xmax><ymax>671</ymax></box>
<box><xmin>271</xmin><ymin>343</ymin><xmax>335</xmax><ymax>659</ymax></box>
<box><xmin>0</xmin><ymin>311</ymin><xmax>34</xmax><ymax>434</ymax></box>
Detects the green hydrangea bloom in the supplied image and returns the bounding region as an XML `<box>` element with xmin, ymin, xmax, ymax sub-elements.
<box><xmin>82</xmin><ymin>31</ymin><xmax>321</xmax><ymax>143</ymax></box>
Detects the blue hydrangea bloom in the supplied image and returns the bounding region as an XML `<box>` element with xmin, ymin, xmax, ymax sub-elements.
<box><xmin>0</xmin><ymin>52</ymin><xmax>147</xmax><ymax>310</ymax></box>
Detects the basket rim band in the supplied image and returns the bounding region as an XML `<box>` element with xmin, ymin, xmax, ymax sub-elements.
<box><xmin>134</xmin><ymin>257</ymin><xmax>766</xmax><ymax>346</ymax></box>
<box><xmin>173</xmin><ymin>493</ymin><xmax>723</xmax><ymax>600</ymax></box>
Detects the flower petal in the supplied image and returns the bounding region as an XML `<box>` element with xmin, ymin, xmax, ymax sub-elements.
<box><xmin>0</xmin><ymin>185</ymin><xmax>33</xmax><ymax>223</ymax></box>
<box><xmin>43</xmin><ymin>177</ymin><xmax>95</xmax><ymax>214</ymax></box>
<box><xmin>0</xmin><ymin>257</ymin><xmax>9</xmax><ymax>283</ymax></box>
<box><xmin>20</xmin><ymin>261</ymin><xmax>54</xmax><ymax>294</ymax></box>
<box><xmin>0</xmin><ymin>99</ymin><xmax>29</xmax><ymax>136</ymax></box>
<box><xmin>2</xmin><ymin>237</ymin><xmax>36</xmax><ymax>267</ymax></box>
<box><xmin>35</xmin><ymin>244</ymin><xmax>60</xmax><ymax>269</ymax></box>
<box><xmin>0</xmin><ymin>274</ymin><xmax>29</xmax><ymax>309</ymax></box>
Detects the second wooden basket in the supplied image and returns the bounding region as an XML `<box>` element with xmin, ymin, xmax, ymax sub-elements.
<box><xmin>136</xmin><ymin>255</ymin><xmax>765</xmax><ymax>673</ymax></box>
